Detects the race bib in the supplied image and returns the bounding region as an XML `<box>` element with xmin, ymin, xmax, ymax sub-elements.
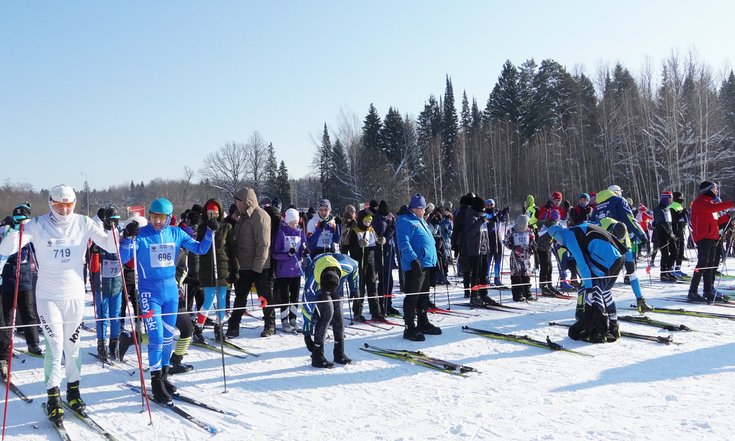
<box><xmin>513</xmin><ymin>232</ymin><xmax>530</xmax><ymax>247</ymax></box>
<box><xmin>317</xmin><ymin>231</ymin><xmax>333</xmax><ymax>248</ymax></box>
<box><xmin>285</xmin><ymin>235</ymin><xmax>302</xmax><ymax>251</ymax></box>
<box><xmin>150</xmin><ymin>243</ymin><xmax>176</xmax><ymax>268</ymax></box>
<box><xmin>48</xmin><ymin>239</ymin><xmax>74</xmax><ymax>265</ymax></box>
<box><xmin>101</xmin><ymin>259</ymin><xmax>120</xmax><ymax>278</ymax></box>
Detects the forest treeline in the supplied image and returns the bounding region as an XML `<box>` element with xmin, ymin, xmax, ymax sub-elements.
<box><xmin>3</xmin><ymin>53</ymin><xmax>734</xmax><ymax>217</ymax></box>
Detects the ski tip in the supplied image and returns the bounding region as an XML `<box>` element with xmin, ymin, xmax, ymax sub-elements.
<box><xmin>363</xmin><ymin>343</ymin><xmax>370</xmax><ymax>349</ymax></box>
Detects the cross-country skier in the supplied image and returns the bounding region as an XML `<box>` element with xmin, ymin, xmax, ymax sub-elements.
<box><xmin>0</xmin><ymin>185</ymin><xmax>119</xmax><ymax>424</ymax></box>
<box><xmin>119</xmin><ymin>197</ymin><xmax>214</xmax><ymax>404</ymax></box>
<box><xmin>301</xmin><ymin>253</ymin><xmax>356</xmax><ymax>368</ymax></box>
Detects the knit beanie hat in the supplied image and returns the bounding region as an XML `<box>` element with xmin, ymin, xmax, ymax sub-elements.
<box><xmin>285</xmin><ymin>208</ymin><xmax>299</xmax><ymax>224</ymax></box>
<box><xmin>470</xmin><ymin>196</ymin><xmax>485</xmax><ymax>212</ymax></box>
<box><xmin>344</xmin><ymin>204</ymin><xmax>356</xmax><ymax>215</ymax></box>
<box><xmin>377</xmin><ymin>200</ymin><xmax>389</xmax><ymax>216</ymax></box>
<box><xmin>318</xmin><ymin>199</ymin><xmax>331</xmax><ymax>211</ymax></box>
<box><xmin>514</xmin><ymin>214</ymin><xmax>529</xmax><ymax>232</ymax></box>
<box><xmin>699</xmin><ymin>181</ymin><xmax>715</xmax><ymax>194</ymax></box>
<box><xmin>672</xmin><ymin>191</ymin><xmax>684</xmax><ymax>203</ymax></box>
<box><xmin>552</xmin><ymin>191</ymin><xmax>563</xmax><ymax>200</ymax></box>
<box><xmin>409</xmin><ymin>194</ymin><xmax>427</xmax><ymax>210</ymax></box>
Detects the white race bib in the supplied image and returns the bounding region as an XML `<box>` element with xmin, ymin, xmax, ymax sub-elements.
<box><xmin>48</xmin><ymin>239</ymin><xmax>74</xmax><ymax>265</ymax></box>
<box><xmin>150</xmin><ymin>243</ymin><xmax>176</xmax><ymax>268</ymax></box>
<box><xmin>101</xmin><ymin>259</ymin><xmax>120</xmax><ymax>278</ymax></box>
<box><xmin>513</xmin><ymin>231</ymin><xmax>530</xmax><ymax>247</ymax></box>
<box><xmin>317</xmin><ymin>231</ymin><xmax>333</xmax><ymax>248</ymax></box>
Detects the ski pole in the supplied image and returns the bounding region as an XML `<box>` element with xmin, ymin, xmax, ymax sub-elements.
<box><xmin>113</xmin><ymin>228</ymin><xmax>153</xmax><ymax>424</ymax></box>
<box><xmin>1</xmin><ymin>223</ymin><xmax>24</xmax><ymax>441</ymax></box>
<box><xmin>210</xmin><ymin>231</ymin><xmax>228</xmax><ymax>393</ymax></box>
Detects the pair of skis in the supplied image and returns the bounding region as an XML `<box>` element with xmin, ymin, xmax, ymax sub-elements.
<box><xmin>360</xmin><ymin>343</ymin><xmax>478</xmax><ymax>375</ymax></box>
<box><xmin>461</xmin><ymin>325</ymin><xmax>592</xmax><ymax>356</ymax></box>
<box><xmin>627</xmin><ymin>304</ymin><xmax>735</xmax><ymax>320</ymax></box>
<box><xmin>41</xmin><ymin>401</ymin><xmax>119</xmax><ymax>441</ymax></box>
<box><xmin>548</xmin><ymin>322</ymin><xmax>677</xmax><ymax>345</ymax></box>
<box><xmin>127</xmin><ymin>383</ymin><xmax>238</xmax><ymax>434</ymax></box>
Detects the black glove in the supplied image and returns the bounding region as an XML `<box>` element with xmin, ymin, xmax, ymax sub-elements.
<box><xmin>410</xmin><ymin>260</ymin><xmax>422</xmax><ymax>273</ymax></box>
<box><xmin>207</xmin><ymin>218</ymin><xmax>219</xmax><ymax>232</ymax></box>
<box><xmin>563</xmin><ymin>200</ymin><xmax>571</xmax><ymax>210</ymax></box>
<box><xmin>123</xmin><ymin>221</ymin><xmax>139</xmax><ymax>238</ymax></box>
<box><xmin>502</xmin><ymin>207</ymin><xmax>510</xmax><ymax>215</ymax></box>
<box><xmin>288</xmin><ymin>247</ymin><xmax>296</xmax><ymax>257</ymax></box>
<box><xmin>188</xmin><ymin>211</ymin><xmax>201</xmax><ymax>226</ymax></box>
<box><xmin>226</xmin><ymin>272</ymin><xmax>238</xmax><ymax>284</ymax></box>
<box><xmin>0</xmin><ymin>217</ymin><xmax>12</xmax><ymax>228</ymax></box>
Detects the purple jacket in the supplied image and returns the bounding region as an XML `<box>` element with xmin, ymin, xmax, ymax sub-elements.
<box><xmin>272</xmin><ymin>221</ymin><xmax>307</xmax><ymax>278</ymax></box>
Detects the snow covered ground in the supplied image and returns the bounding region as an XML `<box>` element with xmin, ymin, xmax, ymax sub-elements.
<box><xmin>4</xmin><ymin>256</ymin><xmax>735</xmax><ymax>441</ymax></box>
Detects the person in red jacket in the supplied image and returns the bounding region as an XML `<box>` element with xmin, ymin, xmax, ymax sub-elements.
<box><xmin>687</xmin><ymin>181</ymin><xmax>735</xmax><ymax>302</ymax></box>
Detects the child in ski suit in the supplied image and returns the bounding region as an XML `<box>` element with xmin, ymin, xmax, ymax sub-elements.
<box><xmin>505</xmin><ymin>215</ymin><xmax>536</xmax><ymax>301</ymax></box>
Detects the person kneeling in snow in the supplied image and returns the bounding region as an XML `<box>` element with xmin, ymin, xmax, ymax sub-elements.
<box><xmin>548</xmin><ymin>223</ymin><xmax>627</xmax><ymax>343</ymax></box>
<box><xmin>302</xmin><ymin>253</ymin><xmax>357</xmax><ymax>368</ymax></box>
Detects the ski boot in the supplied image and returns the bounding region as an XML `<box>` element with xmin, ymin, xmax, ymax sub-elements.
<box><xmin>559</xmin><ymin>281</ymin><xmax>575</xmax><ymax>292</ymax></box>
<box><xmin>417</xmin><ymin>311</ymin><xmax>442</xmax><ymax>335</ymax></box>
<box><xmin>0</xmin><ymin>360</ymin><xmax>7</xmax><ymax>380</ymax></box>
<box><xmin>636</xmin><ymin>297</ymin><xmax>653</xmax><ymax>313</ymax></box>
<box><xmin>168</xmin><ymin>354</ymin><xmax>193</xmax><ymax>375</ymax></box>
<box><xmin>260</xmin><ymin>321</ymin><xmax>276</xmax><ymax>338</ymax></box>
<box><xmin>311</xmin><ymin>344</ymin><xmax>334</xmax><ymax>369</ymax></box>
<box><xmin>27</xmin><ymin>345</ymin><xmax>43</xmax><ymax>356</ymax></box>
<box><xmin>117</xmin><ymin>331</ymin><xmax>132</xmax><ymax>361</ymax></box>
<box><xmin>290</xmin><ymin>317</ymin><xmax>302</xmax><ymax>332</ymax></box>
<box><xmin>97</xmin><ymin>340</ymin><xmax>109</xmax><ymax>363</ymax></box>
<box><xmin>192</xmin><ymin>325</ymin><xmax>206</xmax><ymax>344</ymax></box>
<box><xmin>213</xmin><ymin>323</ymin><xmax>227</xmax><ymax>341</ymax></box>
<box><xmin>386</xmin><ymin>306</ymin><xmax>402</xmax><ymax>317</ymax></box>
<box><xmin>162</xmin><ymin>366</ymin><xmax>177</xmax><ymax>395</ymax></box>
<box><xmin>687</xmin><ymin>292</ymin><xmax>707</xmax><ymax>303</ymax></box>
<box><xmin>109</xmin><ymin>338</ymin><xmax>118</xmax><ymax>361</ymax></box>
<box><xmin>479</xmin><ymin>294</ymin><xmax>500</xmax><ymax>306</ymax></box>
<box><xmin>66</xmin><ymin>381</ymin><xmax>86</xmax><ymax>413</ymax></box>
<box><xmin>333</xmin><ymin>340</ymin><xmax>352</xmax><ymax>365</ymax></box>
<box><xmin>46</xmin><ymin>387</ymin><xmax>64</xmax><ymax>425</ymax></box>
<box><xmin>493</xmin><ymin>277</ymin><xmax>502</xmax><ymax>287</ymax></box>
<box><xmin>151</xmin><ymin>370</ymin><xmax>172</xmax><ymax>404</ymax></box>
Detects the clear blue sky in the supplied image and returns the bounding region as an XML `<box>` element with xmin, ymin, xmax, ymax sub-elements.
<box><xmin>1</xmin><ymin>1</ymin><xmax>732</xmax><ymax>192</ymax></box>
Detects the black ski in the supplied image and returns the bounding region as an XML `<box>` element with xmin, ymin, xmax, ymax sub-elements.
<box><xmin>42</xmin><ymin>402</ymin><xmax>72</xmax><ymax>441</ymax></box>
<box><xmin>62</xmin><ymin>401</ymin><xmax>119</xmax><ymax>441</ymax></box>
<box><xmin>190</xmin><ymin>341</ymin><xmax>248</xmax><ymax>359</ymax></box>
<box><xmin>207</xmin><ymin>337</ymin><xmax>261</xmax><ymax>357</ymax></box>
<box><xmin>549</xmin><ymin>321</ymin><xmax>677</xmax><ymax>344</ymax></box>
<box><xmin>363</xmin><ymin>343</ymin><xmax>478</xmax><ymax>373</ymax></box>
<box><xmin>456</xmin><ymin>302</ymin><xmax>526</xmax><ymax>313</ymax></box>
<box><xmin>360</xmin><ymin>347</ymin><xmax>466</xmax><ymax>375</ymax></box>
<box><xmin>627</xmin><ymin>305</ymin><xmax>735</xmax><ymax>320</ymax></box>
<box><xmin>461</xmin><ymin>325</ymin><xmax>592</xmax><ymax>356</ymax></box>
<box><xmin>128</xmin><ymin>383</ymin><xmax>237</xmax><ymax>416</ymax></box>
<box><xmin>126</xmin><ymin>384</ymin><xmax>219</xmax><ymax>434</ymax></box>
<box><xmin>618</xmin><ymin>315</ymin><xmax>693</xmax><ymax>332</ymax></box>
<box><xmin>428</xmin><ymin>307</ymin><xmax>479</xmax><ymax>317</ymax></box>
<box><xmin>1</xmin><ymin>378</ymin><xmax>33</xmax><ymax>403</ymax></box>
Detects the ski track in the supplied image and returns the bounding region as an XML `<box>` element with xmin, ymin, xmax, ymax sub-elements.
<box><xmin>4</xmin><ymin>261</ymin><xmax>735</xmax><ymax>440</ymax></box>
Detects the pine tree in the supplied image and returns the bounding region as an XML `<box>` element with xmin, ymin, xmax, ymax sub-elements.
<box><xmin>486</xmin><ymin>60</ymin><xmax>520</xmax><ymax>124</ymax></box>
<box><xmin>329</xmin><ymin>139</ymin><xmax>353</xmax><ymax>209</ymax></box>
<box><xmin>380</xmin><ymin>106</ymin><xmax>405</xmax><ymax>170</ymax></box>
<box><xmin>263</xmin><ymin>142</ymin><xmax>279</xmax><ymax>198</ymax></box>
<box><xmin>721</xmin><ymin>70</ymin><xmax>735</xmax><ymax>129</ymax></box>
<box><xmin>442</xmin><ymin>76</ymin><xmax>459</xmax><ymax>201</ymax></box>
<box><xmin>319</xmin><ymin>123</ymin><xmax>333</xmax><ymax>199</ymax></box>
<box><xmin>275</xmin><ymin>161</ymin><xmax>291</xmax><ymax>206</ymax></box>
<box><xmin>362</xmin><ymin>103</ymin><xmax>383</xmax><ymax>153</ymax></box>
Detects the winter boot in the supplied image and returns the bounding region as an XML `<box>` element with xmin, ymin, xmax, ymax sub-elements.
<box><xmin>333</xmin><ymin>341</ymin><xmax>352</xmax><ymax>365</ymax></box>
<box><xmin>281</xmin><ymin>318</ymin><xmax>295</xmax><ymax>333</ymax></box>
<box><xmin>66</xmin><ymin>381</ymin><xmax>86</xmax><ymax>413</ymax></box>
<box><xmin>168</xmin><ymin>354</ymin><xmax>193</xmax><ymax>375</ymax></box>
<box><xmin>151</xmin><ymin>370</ymin><xmax>172</xmax><ymax>404</ymax></box>
<box><xmin>687</xmin><ymin>292</ymin><xmax>707</xmax><ymax>303</ymax></box>
<box><xmin>290</xmin><ymin>317</ymin><xmax>302</xmax><ymax>332</ymax></box>
<box><xmin>192</xmin><ymin>325</ymin><xmax>206</xmax><ymax>344</ymax></box>
<box><xmin>311</xmin><ymin>344</ymin><xmax>334</xmax><ymax>369</ymax></box>
<box><xmin>260</xmin><ymin>320</ymin><xmax>276</xmax><ymax>337</ymax></box>
<box><xmin>213</xmin><ymin>323</ymin><xmax>227</xmax><ymax>341</ymax></box>
<box><xmin>109</xmin><ymin>339</ymin><xmax>118</xmax><ymax>361</ymax></box>
<box><xmin>403</xmin><ymin>327</ymin><xmax>425</xmax><ymax>341</ymax></box>
<box><xmin>117</xmin><ymin>331</ymin><xmax>132</xmax><ymax>361</ymax></box>
<box><xmin>46</xmin><ymin>387</ymin><xmax>64</xmax><ymax>425</ymax></box>
<box><xmin>97</xmin><ymin>340</ymin><xmax>109</xmax><ymax>362</ymax></box>
<box><xmin>417</xmin><ymin>311</ymin><xmax>442</xmax><ymax>335</ymax></box>
<box><xmin>636</xmin><ymin>297</ymin><xmax>653</xmax><ymax>313</ymax></box>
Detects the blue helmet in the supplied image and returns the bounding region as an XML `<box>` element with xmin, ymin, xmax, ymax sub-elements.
<box><xmin>149</xmin><ymin>198</ymin><xmax>173</xmax><ymax>215</ymax></box>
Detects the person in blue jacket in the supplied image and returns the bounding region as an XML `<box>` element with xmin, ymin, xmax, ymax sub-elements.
<box><xmin>301</xmin><ymin>253</ymin><xmax>357</xmax><ymax>368</ymax></box>
<box><xmin>548</xmin><ymin>223</ymin><xmax>627</xmax><ymax>343</ymax></box>
<box><xmin>119</xmin><ymin>198</ymin><xmax>215</xmax><ymax>404</ymax></box>
<box><xmin>395</xmin><ymin>194</ymin><xmax>441</xmax><ymax>341</ymax></box>
<box><xmin>589</xmin><ymin>185</ymin><xmax>652</xmax><ymax>312</ymax></box>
